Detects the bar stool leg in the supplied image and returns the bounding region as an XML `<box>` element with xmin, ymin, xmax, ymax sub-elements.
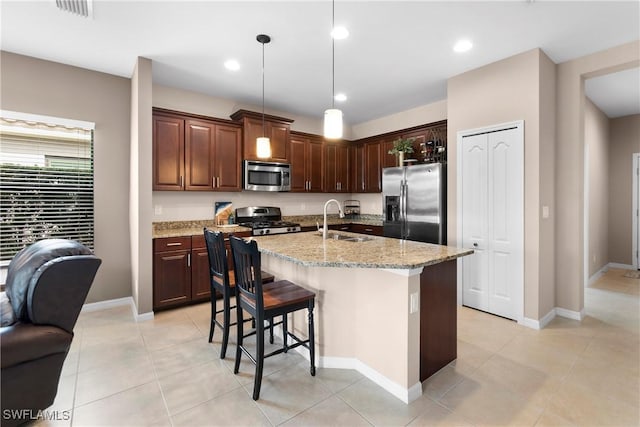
<box><xmin>234</xmin><ymin>307</ymin><xmax>244</xmax><ymax>375</ymax></box>
<box><xmin>308</xmin><ymin>300</ymin><xmax>316</xmax><ymax>376</ymax></box>
<box><xmin>208</xmin><ymin>296</ymin><xmax>216</xmax><ymax>343</ymax></box>
<box><xmin>282</xmin><ymin>314</ymin><xmax>288</xmax><ymax>352</ymax></box>
<box><xmin>220</xmin><ymin>290</ymin><xmax>231</xmax><ymax>359</ymax></box>
<box><xmin>253</xmin><ymin>316</ymin><xmax>265</xmax><ymax>400</ymax></box>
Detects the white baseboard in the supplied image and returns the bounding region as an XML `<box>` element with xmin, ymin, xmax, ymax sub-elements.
<box><xmin>588</xmin><ymin>265</ymin><xmax>608</xmax><ymax>287</ymax></box>
<box><xmin>520</xmin><ymin>308</ymin><xmax>556</xmax><ymax>330</ymax></box>
<box><xmin>555</xmin><ymin>307</ymin><xmax>584</xmax><ymax>321</ymax></box>
<box><xmin>81</xmin><ymin>296</ymin><xmax>154</xmax><ymax>322</ymax></box>
<box><xmin>275</xmin><ymin>328</ymin><xmax>420</xmax><ymax>403</ymax></box>
<box><xmin>607</xmin><ymin>262</ymin><xmax>635</xmax><ymax>270</ymax></box>
<box><xmin>81</xmin><ymin>296</ymin><xmax>133</xmax><ymax>312</ymax></box>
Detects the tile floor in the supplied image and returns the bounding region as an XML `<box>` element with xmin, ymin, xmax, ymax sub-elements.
<box><xmin>37</xmin><ymin>268</ymin><xmax>639</xmax><ymax>426</ymax></box>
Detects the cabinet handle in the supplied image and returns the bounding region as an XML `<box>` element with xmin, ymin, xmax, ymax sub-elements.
<box><xmin>217</xmin><ymin>177</ymin><xmax>220</xmax><ymax>187</ymax></box>
<box><xmin>187</xmin><ymin>253</ymin><xmax>191</xmax><ymax>267</ymax></box>
<box><xmin>180</xmin><ymin>176</ymin><xmax>184</xmax><ymax>188</ymax></box>
<box><xmin>212</xmin><ymin>177</ymin><xmax>215</xmax><ymax>188</ymax></box>
<box><xmin>365</xmin><ymin>228</ymin><xmax>373</xmax><ymax>232</ymax></box>
<box><xmin>166</xmin><ymin>242</ymin><xmax>182</xmax><ymax>246</ymax></box>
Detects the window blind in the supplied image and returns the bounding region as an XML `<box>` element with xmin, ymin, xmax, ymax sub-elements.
<box><xmin>0</xmin><ymin>116</ymin><xmax>94</xmax><ymax>262</ymax></box>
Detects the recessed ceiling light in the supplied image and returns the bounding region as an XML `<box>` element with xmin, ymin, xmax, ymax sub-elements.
<box><xmin>334</xmin><ymin>93</ymin><xmax>347</xmax><ymax>102</ymax></box>
<box><xmin>331</xmin><ymin>26</ymin><xmax>349</xmax><ymax>40</ymax></box>
<box><xmin>224</xmin><ymin>59</ymin><xmax>240</xmax><ymax>71</ymax></box>
<box><xmin>453</xmin><ymin>39</ymin><xmax>473</xmax><ymax>53</ymax></box>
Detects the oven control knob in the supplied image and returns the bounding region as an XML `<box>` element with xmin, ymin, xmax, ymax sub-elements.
<box><xmin>259</xmin><ymin>230</ymin><xmax>265</xmax><ymax>235</ymax></box>
<box><xmin>264</xmin><ymin>229</ymin><xmax>270</xmax><ymax>234</ymax></box>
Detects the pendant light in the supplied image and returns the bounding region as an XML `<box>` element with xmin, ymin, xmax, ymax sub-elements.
<box><xmin>256</xmin><ymin>34</ymin><xmax>272</xmax><ymax>159</ymax></box>
<box><xmin>324</xmin><ymin>0</ymin><xmax>343</xmax><ymax>139</ymax></box>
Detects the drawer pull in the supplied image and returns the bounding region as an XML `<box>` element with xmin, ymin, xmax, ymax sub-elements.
<box><xmin>365</xmin><ymin>228</ymin><xmax>373</xmax><ymax>232</ymax></box>
<box><xmin>166</xmin><ymin>242</ymin><xmax>182</xmax><ymax>246</ymax></box>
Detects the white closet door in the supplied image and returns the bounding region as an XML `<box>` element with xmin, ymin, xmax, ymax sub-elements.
<box><xmin>487</xmin><ymin>128</ymin><xmax>523</xmax><ymax>319</ymax></box>
<box><xmin>461</xmin><ymin>133</ymin><xmax>489</xmax><ymax>311</ymax></box>
<box><xmin>460</xmin><ymin>124</ymin><xmax>523</xmax><ymax>321</ymax></box>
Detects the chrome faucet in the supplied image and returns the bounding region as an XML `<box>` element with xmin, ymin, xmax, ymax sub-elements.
<box><xmin>322</xmin><ymin>199</ymin><xmax>345</xmax><ymax>240</ymax></box>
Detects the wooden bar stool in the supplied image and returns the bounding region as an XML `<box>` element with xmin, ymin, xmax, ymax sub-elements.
<box><xmin>229</xmin><ymin>235</ymin><xmax>316</xmax><ymax>400</ymax></box>
<box><xmin>203</xmin><ymin>228</ymin><xmax>274</xmax><ymax>359</ymax></box>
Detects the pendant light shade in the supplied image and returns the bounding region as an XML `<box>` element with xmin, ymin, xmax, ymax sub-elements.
<box><xmin>323</xmin><ymin>0</ymin><xmax>343</xmax><ymax>139</ymax></box>
<box><xmin>256</xmin><ymin>34</ymin><xmax>271</xmax><ymax>159</ymax></box>
<box><xmin>324</xmin><ymin>108</ymin><xmax>343</xmax><ymax>139</ymax></box>
<box><xmin>256</xmin><ymin>136</ymin><xmax>271</xmax><ymax>158</ymax></box>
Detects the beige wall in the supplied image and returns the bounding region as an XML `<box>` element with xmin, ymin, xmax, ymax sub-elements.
<box><xmin>153</xmin><ymin>84</ymin><xmax>325</xmax><ymax>136</ymax></box>
<box><xmin>447</xmin><ymin>48</ymin><xmax>556</xmax><ymax>321</ymax></box>
<box><xmin>130</xmin><ymin>57</ymin><xmax>154</xmax><ymax>315</ymax></box>
<box><xmin>0</xmin><ymin>51</ymin><xmax>132</xmax><ymax>303</ymax></box>
<box><xmin>585</xmin><ymin>98</ymin><xmax>610</xmax><ymax>277</ymax></box>
<box><xmin>555</xmin><ymin>41</ymin><xmax>639</xmax><ymax>313</ymax></box>
<box><xmin>609</xmin><ymin>114</ymin><xmax>640</xmax><ymax>265</ymax></box>
<box><xmin>351</xmin><ymin>100</ymin><xmax>447</xmax><ymax>140</ymax></box>
<box><xmin>538</xmin><ymin>52</ymin><xmax>557</xmax><ymax>319</ymax></box>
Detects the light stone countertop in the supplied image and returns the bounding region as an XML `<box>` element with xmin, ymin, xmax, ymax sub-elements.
<box><xmin>153</xmin><ymin>220</ymin><xmax>251</xmax><ymax>239</ymax></box>
<box><xmin>250</xmin><ymin>231</ymin><xmax>473</xmax><ymax>269</ymax></box>
<box><xmin>152</xmin><ymin>215</ymin><xmax>383</xmax><ymax>238</ymax></box>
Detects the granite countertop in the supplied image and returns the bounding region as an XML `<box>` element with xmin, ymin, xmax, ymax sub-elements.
<box><xmin>153</xmin><ymin>220</ymin><xmax>251</xmax><ymax>238</ymax></box>
<box><xmin>251</xmin><ymin>231</ymin><xmax>473</xmax><ymax>269</ymax></box>
<box><xmin>153</xmin><ymin>215</ymin><xmax>383</xmax><ymax>238</ymax></box>
<box><xmin>285</xmin><ymin>215</ymin><xmax>383</xmax><ymax>228</ymax></box>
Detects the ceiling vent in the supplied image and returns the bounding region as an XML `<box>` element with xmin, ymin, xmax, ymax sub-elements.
<box><xmin>55</xmin><ymin>0</ymin><xmax>92</xmax><ymax>18</ymax></box>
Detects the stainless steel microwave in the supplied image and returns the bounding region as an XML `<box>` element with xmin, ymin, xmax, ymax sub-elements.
<box><xmin>243</xmin><ymin>160</ymin><xmax>291</xmax><ymax>192</ymax></box>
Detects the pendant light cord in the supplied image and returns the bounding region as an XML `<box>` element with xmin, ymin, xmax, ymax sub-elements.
<box><xmin>331</xmin><ymin>0</ymin><xmax>335</xmax><ymax>110</ymax></box>
<box><xmin>262</xmin><ymin>40</ymin><xmax>266</xmax><ymax>137</ymax></box>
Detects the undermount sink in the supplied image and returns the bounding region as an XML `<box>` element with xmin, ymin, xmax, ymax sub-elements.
<box><xmin>322</xmin><ymin>232</ymin><xmax>373</xmax><ymax>242</ymax></box>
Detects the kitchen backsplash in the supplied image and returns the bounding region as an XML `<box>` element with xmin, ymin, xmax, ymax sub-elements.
<box><xmin>152</xmin><ymin>191</ymin><xmax>383</xmax><ymax>222</ymax></box>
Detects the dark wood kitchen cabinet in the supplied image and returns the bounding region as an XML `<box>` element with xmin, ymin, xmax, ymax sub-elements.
<box><xmin>153</xmin><ymin>114</ymin><xmax>185</xmax><ymax>191</ymax></box>
<box><xmin>325</xmin><ymin>141</ymin><xmax>349</xmax><ymax>192</ymax></box>
<box><xmin>290</xmin><ymin>132</ymin><xmax>324</xmax><ymax>192</ymax></box>
<box><xmin>231</xmin><ymin>110</ymin><xmax>293</xmax><ymax>163</ymax></box>
<box><xmin>153</xmin><ymin>237</ymin><xmax>192</xmax><ymax>309</ymax></box>
<box><xmin>153</xmin><ymin>109</ymin><xmax>242</xmax><ymax>191</ymax></box>
<box><xmin>351</xmin><ymin>141</ymin><xmax>381</xmax><ymax>193</ymax></box>
<box><xmin>153</xmin><ymin>231</ymin><xmax>252</xmax><ymax>310</ymax></box>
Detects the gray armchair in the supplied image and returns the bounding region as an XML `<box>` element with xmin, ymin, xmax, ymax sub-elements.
<box><xmin>0</xmin><ymin>239</ymin><xmax>101</xmax><ymax>426</ymax></box>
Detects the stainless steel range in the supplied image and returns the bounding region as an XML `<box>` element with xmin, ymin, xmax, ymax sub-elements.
<box><xmin>236</xmin><ymin>206</ymin><xmax>301</xmax><ymax>236</ymax></box>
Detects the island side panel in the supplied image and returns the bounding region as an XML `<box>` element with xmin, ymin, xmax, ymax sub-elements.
<box><xmin>260</xmin><ymin>254</ymin><xmax>421</xmax><ymax>392</ymax></box>
<box><xmin>420</xmin><ymin>259</ymin><xmax>457</xmax><ymax>380</ymax></box>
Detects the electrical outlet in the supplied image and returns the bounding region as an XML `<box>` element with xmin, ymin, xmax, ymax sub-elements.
<box><xmin>154</xmin><ymin>205</ymin><xmax>162</xmax><ymax>215</ymax></box>
<box><xmin>410</xmin><ymin>292</ymin><xmax>419</xmax><ymax>313</ymax></box>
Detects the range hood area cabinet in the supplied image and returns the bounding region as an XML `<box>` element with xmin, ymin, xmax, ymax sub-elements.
<box><xmin>290</xmin><ymin>131</ymin><xmax>324</xmax><ymax>192</ymax></box>
<box><xmin>153</xmin><ymin>109</ymin><xmax>242</xmax><ymax>191</ymax></box>
<box><xmin>231</xmin><ymin>109</ymin><xmax>293</xmax><ymax>163</ymax></box>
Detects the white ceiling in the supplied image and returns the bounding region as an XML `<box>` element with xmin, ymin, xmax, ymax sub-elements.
<box><xmin>585</xmin><ymin>67</ymin><xmax>640</xmax><ymax>118</ymax></box>
<box><xmin>1</xmin><ymin>1</ymin><xmax>639</xmax><ymax>124</ymax></box>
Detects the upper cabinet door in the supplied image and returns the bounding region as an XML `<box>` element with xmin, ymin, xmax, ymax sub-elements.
<box><xmin>290</xmin><ymin>135</ymin><xmax>309</xmax><ymax>192</ymax></box>
<box><xmin>153</xmin><ymin>115</ymin><xmax>185</xmax><ymax>190</ymax></box>
<box><xmin>185</xmin><ymin>119</ymin><xmax>215</xmax><ymax>191</ymax></box>
<box><xmin>215</xmin><ymin>125</ymin><xmax>242</xmax><ymax>191</ymax></box>
<box><xmin>269</xmin><ymin>122</ymin><xmax>290</xmax><ymax>163</ymax></box>
<box><xmin>365</xmin><ymin>141</ymin><xmax>381</xmax><ymax>193</ymax></box>
<box><xmin>231</xmin><ymin>110</ymin><xmax>293</xmax><ymax>163</ymax></box>
<box><xmin>308</xmin><ymin>138</ymin><xmax>324</xmax><ymax>192</ymax></box>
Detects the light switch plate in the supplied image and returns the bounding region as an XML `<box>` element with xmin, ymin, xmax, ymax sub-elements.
<box><xmin>410</xmin><ymin>292</ymin><xmax>419</xmax><ymax>313</ymax></box>
<box><xmin>542</xmin><ymin>205</ymin><xmax>549</xmax><ymax>219</ymax></box>
<box><xmin>154</xmin><ymin>205</ymin><xmax>162</xmax><ymax>215</ymax></box>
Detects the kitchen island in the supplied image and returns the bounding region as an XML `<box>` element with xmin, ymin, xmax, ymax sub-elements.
<box><xmin>250</xmin><ymin>230</ymin><xmax>472</xmax><ymax>403</ymax></box>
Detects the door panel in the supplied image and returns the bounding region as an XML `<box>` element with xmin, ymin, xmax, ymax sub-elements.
<box><xmin>153</xmin><ymin>115</ymin><xmax>184</xmax><ymax>190</ymax></box>
<box><xmin>460</xmin><ymin>126</ymin><xmax>522</xmax><ymax>321</ymax></box>
<box><xmin>215</xmin><ymin>125</ymin><xmax>242</xmax><ymax>191</ymax></box>
<box><xmin>461</xmin><ymin>133</ymin><xmax>489</xmax><ymax>312</ymax></box>
<box><xmin>185</xmin><ymin>120</ymin><xmax>214</xmax><ymax>190</ymax></box>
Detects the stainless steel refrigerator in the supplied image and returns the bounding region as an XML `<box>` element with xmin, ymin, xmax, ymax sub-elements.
<box><xmin>383</xmin><ymin>163</ymin><xmax>446</xmax><ymax>244</ymax></box>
